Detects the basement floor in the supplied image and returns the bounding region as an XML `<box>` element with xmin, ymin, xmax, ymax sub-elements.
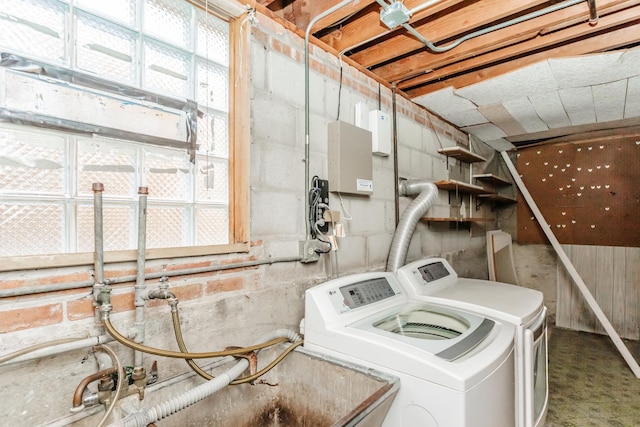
<box><xmin>545</xmin><ymin>318</ymin><xmax>640</xmax><ymax>427</ymax></box>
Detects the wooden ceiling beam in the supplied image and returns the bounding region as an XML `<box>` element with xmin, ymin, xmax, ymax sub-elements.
<box><xmin>318</xmin><ymin>0</ymin><xmax>465</xmax><ymax>51</ymax></box>
<box><xmin>404</xmin><ymin>20</ymin><xmax>640</xmax><ymax>98</ymax></box>
<box><xmin>348</xmin><ymin>0</ymin><xmax>551</xmax><ymax>68</ymax></box>
<box><xmin>376</xmin><ymin>0</ymin><xmax>633</xmax><ymax>83</ymax></box>
<box><xmin>310</xmin><ymin>0</ymin><xmax>378</xmax><ymax>33</ymax></box>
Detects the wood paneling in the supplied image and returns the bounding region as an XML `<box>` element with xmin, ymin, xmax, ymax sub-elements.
<box><xmin>516</xmin><ymin>136</ymin><xmax>640</xmax><ymax>247</ymax></box>
<box><xmin>557</xmin><ymin>245</ymin><xmax>640</xmax><ymax>340</ymax></box>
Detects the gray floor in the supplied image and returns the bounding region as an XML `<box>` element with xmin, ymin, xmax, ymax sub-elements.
<box><xmin>545</xmin><ymin>320</ymin><xmax>640</xmax><ymax>427</ymax></box>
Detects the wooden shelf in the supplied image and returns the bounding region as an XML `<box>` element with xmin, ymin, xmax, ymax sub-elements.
<box><xmin>438</xmin><ymin>147</ymin><xmax>487</xmax><ymax>163</ymax></box>
<box><xmin>477</xmin><ymin>193</ymin><xmax>517</xmax><ymax>204</ymax></box>
<box><xmin>473</xmin><ymin>173</ymin><xmax>511</xmax><ymax>186</ymax></box>
<box><xmin>435</xmin><ymin>179</ymin><xmax>487</xmax><ymax>195</ymax></box>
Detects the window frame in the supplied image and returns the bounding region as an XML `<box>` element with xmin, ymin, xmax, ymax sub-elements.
<box><xmin>0</xmin><ymin>1</ymin><xmax>250</xmax><ymax>272</ymax></box>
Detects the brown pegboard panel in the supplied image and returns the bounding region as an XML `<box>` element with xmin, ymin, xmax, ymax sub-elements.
<box><xmin>516</xmin><ymin>137</ymin><xmax>640</xmax><ymax>247</ymax></box>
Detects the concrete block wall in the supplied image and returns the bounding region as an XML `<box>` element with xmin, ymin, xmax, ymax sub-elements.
<box><xmin>0</xmin><ymin>11</ymin><xmax>498</xmax><ymax>426</ymax></box>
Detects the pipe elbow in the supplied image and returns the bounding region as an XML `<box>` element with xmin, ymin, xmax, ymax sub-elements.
<box><xmin>72</xmin><ymin>367</ymin><xmax>118</xmax><ymax>409</ymax></box>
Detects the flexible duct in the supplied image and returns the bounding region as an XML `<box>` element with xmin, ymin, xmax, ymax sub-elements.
<box><xmin>386</xmin><ymin>180</ymin><xmax>438</xmax><ymax>272</ymax></box>
<box><xmin>110</xmin><ymin>329</ymin><xmax>301</xmax><ymax>427</ymax></box>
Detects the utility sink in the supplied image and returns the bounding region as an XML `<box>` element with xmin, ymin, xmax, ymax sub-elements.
<box><xmin>116</xmin><ymin>345</ymin><xmax>399</xmax><ymax>427</ymax></box>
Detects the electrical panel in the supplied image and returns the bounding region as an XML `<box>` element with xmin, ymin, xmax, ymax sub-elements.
<box><xmin>311</xmin><ymin>177</ymin><xmax>329</xmax><ymax>233</ymax></box>
<box><xmin>328</xmin><ymin>121</ymin><xmax>373</xmax><ymax>196</ymax></box>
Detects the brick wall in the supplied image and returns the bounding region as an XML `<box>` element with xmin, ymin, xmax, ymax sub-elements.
<box><xmin>0</xmin><ymin>10</ymin><xmax>493</xmax><ymax>426</ymax></box>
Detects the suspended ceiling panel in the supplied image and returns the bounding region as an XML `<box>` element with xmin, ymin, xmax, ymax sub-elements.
<box><xmin>412</xmin><ymin>48</ymin><xmax>640</xmax><ymax>148</ymax></box>
<box><xmin>260</xmin><ymin>1</ymin><xmax>640</xmax><ymax>148</ymax></box>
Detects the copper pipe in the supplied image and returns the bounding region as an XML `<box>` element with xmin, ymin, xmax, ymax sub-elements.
<box><xmin>72</xmin><ymin>367</ymin><xmax>117</xmax><ymax>408</ymax></box>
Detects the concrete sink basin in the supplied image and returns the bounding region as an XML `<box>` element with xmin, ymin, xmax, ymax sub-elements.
<box><xmin>104</xmin><ymin>345</ymin><xmax>399</xmax><ymax>427</ymax></box>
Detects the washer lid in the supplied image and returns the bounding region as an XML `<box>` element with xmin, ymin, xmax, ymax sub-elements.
<box><xmin>350</xmin><ymin>303</ymin><xmax>495</xmax><ymax>361</ymax></box>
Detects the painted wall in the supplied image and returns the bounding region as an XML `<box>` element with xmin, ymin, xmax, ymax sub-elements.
<box><xmin>0</xmin><ymin>12</ymin><xmax>498</xmax><ymax>426</ymax></box>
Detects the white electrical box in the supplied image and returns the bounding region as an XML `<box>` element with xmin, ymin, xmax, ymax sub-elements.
<box><xmin>354</xmin><ymin>102</ymin><xmax>369</xmax><ymax>129</ymax></box>
<box><xmin>328</xmin><ymin>121</ymin><xmax>373</xmax><ymax>196</ymax></box>
<box><xmin>369</xmin><ymin>109</ymin><xmax>392</xmax><ymax>156</ymax></box>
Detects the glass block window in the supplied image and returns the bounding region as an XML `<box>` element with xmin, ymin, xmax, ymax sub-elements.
<box><xmin>0</xmin><ymin>0</ymin><xmax>237</xmax><ymax>261</ymax></box>
<box><xmin>0</xmin><ymin>0</ymin><xmax>68</xmax><ymax>64</ymax></box>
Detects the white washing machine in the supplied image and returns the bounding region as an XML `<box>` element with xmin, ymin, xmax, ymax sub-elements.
<box><xmin>396</xmin><ymin>258</ymin><xmax>548</xmax><ymax>427</ymax></box>
<box><xmin>302</xmin><ymin>271</ymin><xmax>516</xmax><ymax>427</ymax></box>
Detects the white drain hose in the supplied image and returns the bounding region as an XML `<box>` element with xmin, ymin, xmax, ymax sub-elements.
<box><xmin>386</xmin><ymin>180</ymin><xmax>438</xmax><ymax>272</ymax></box>
<box><xmin>110</xmin><ymin>329</ymin><xmax>302</xmax><ymax>427</ymax></box>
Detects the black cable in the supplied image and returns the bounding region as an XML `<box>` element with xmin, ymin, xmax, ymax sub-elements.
<box><xmin>337</xmin><ymin>65</ymin><xmax>343</xmax><ymax>121</ymax></box>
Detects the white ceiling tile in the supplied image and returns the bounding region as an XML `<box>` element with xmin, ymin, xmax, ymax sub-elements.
<box><xmin>592</xmin><ymin>80</ymin><xmax>627</xmax><ymax>123</ymax></box>
<box><xmin>441</xmin><ymin>110</ymin><xmax>489</xmax><ymax>128</ymax></box>
<box><xmin>502</xmin><ymin>98</ymin><xmax>549</xmax><ymax>134</ymax></box>
<box><xmin>482</xmin><ymin>138</ymin><xmax>516</xmax><ymax>151</ymax></box>
<box><xmin>549</xmin><ymin>49</ymin><xmax>640</xmax><ymax>88</ymax></box>
<box><xmin>455</xmin><ymin>61</ymin><xmax>558</xmax><ymax>106</ymax></box>
<box><xmin>478</xmin><ymin>104</ymin><xmax>526</xmax><ymax>136</ymax></box>
<box><xmin>559</xmin><ymin>87</ymin><xmax>595</xmax><ymax>126</ymax></box>
<box><xmin>412</xmin><ymin>86</ymin><xmax>477</xmax><ymax>114</ymax></box>
<box><xmin>625</xmin><ymin>75</ymin><xmax>640</xmax><ymax>119</ymax></box>
<box><xmin>461</xmin><ymin>123</ymin><xmax>506</xmax><ymax>141</ymax></box>
<box><xmin>529</xmin><ymin>91</ymin><xmax>571</xmax><ymax>129</ymax></box>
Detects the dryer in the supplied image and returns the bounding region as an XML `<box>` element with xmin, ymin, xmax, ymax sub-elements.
<box><xmin>396</xmin><ymin>258</ymin><xmax>548</xmax><ymax>427</ymax></box>
<box><xmin>302</xmin><ymin>271</ymin><xmax>516</xmax><ymax>427</ymax></box>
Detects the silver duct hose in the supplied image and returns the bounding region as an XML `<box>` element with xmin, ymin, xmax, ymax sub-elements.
<box><xmin>386</xmin><ymin>180</ymin><xmax>438</xmax><ymax>272</ymax></box>
<box><xmin>111</xmin><ymin>329</ymin><xmax>302</xmax><ymax>427</ymax></box>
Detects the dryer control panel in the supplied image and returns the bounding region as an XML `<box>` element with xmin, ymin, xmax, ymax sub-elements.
<box><xmin>397</xmin><ymin>258</ymin><xmax>459</xmax><ymax>296</ymax></box>
<box><xmin>416</xmin><ymin>261</ymin><xmax>451</xmax><ymax>282</ymax></box>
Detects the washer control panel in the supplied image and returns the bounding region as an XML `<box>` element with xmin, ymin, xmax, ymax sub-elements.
<box><xmin>339</xmin><ymin>277</ymin><xmax>396</xmax><ymax>309</ymax></box>
<box><xmin>321</xmin><ymin>273</ymin><xmax>403</xmax><ymax>314</ymax></box>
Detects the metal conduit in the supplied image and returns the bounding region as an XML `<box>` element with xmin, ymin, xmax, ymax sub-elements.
<box><xmin>399</xmin><ymin>0</ymin><xmax>584</xmax><ymax>54</ymax></box>
<box><xmin>0</xmin><ymin>256</ymin><xmax>302</xmax><ymax>299</ymax></box>
<box><xmin>588</xmin><ymin>0</ymin><xmax>599</xmax><ymax>24</ymax></box>
<box><xmin>304</xmin><ymin>0</ymin><xmax>356</xmax><ymax>239</ymax></box>
<box><xmin>409</xmin><ymin>0</ymin><xmax>442</xmax><ymax>15</ymax></box>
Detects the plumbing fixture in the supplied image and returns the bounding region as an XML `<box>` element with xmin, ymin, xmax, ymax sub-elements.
<box><xmin>93</xmin><ymin>182</ymin><xmax>106</xmax><ymax>325</ymax></box>
<box><xmin>100</xmin><ymin>303</ymin><xmax>290</xmax><ymax>360</ymax></box>
<box><xmin>165</xmin><ymin>298</ymin><xmax>303</xmax><ymax>384</ymax></box>
<box><xmin>72</xmin><ymin>367</ymin><xmax>118</xmax><ymax>410</ymax></box>
<box><xmin>0</xmin><ymin>256</ymin><xmax>303</xmax><ymax>298</ymax></box>
<box><xmin>109</xmin><ymin>329</ymin><xmax>302</xmax><ymax>427</ymax></box>
<box><xmin>386</xmin><ymin>180</ymin><xmax>438</xmax><ymax>272</ymax></box>
<box><xmin>70</xmin><ymin>345</ymin><xmax>125</xmax><ymax>427</ymax></box>
<box><xmin>146</xmin><ymin>276</ymin><xmax>175</xmax><ymax>301</ymax></box>
<box><xmin>133</xmin><ymin>187</ymin><xmax>149</xmax><ymax>370</ymax></box>
<box><xmin>96</xmin><ymin>285</ymin><xmax>112</xmax><ymax>307</ymax></box>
